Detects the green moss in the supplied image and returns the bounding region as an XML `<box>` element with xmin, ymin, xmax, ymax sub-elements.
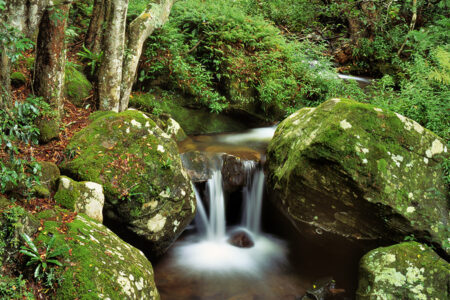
<box><xmin>35</xmin><ymin>211</ymin><xmax>160</xmax><ymax>299</ymax></box>
<box><xmin>31</xmin><ymin>185</ymin><xmax>51</xmax><ymax>198</ymax></box>
<box><xmin>60</xmin><ymin>109</ymin><xmax>196</xmax><ymax>255</ymax></box>
<box><xmin>10</xmin><ymin>72</ymin><xmax>26</xmax><ymax>86</ymax></box>
<box><xmin>64</xmin><ymin>65</ymin><xmax>92</xmax><ymax>107</ymax></box>
<box><xmin>267</xmin><ymin>98</ymin><xmax>449</xmax><ymax>253</ymax></box>
<box><xmin>54</xmin><ymin>189</ymin><xmax>79</xmax><ymax>210</ymax></box>
<box><xmin>36</xmin><ymin>117</ymin><xmax>59</xmax><ymax>144</ymax></box>
<box><xmin>130</xmin><ymin>91</ymin><xmax>248</xmax><ymax>134</ymax></box>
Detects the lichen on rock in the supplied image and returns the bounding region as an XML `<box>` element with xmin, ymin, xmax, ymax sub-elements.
<box><xmin>60</xmin><ymin>109</ymin><xmax>196</xmax><ymax>256</ymax></box>
<box><xmin>266</xmin><ymin>98</ymin><xmax>449</xmax><ymax>254</ymax></box>
<box><xmin>357</xmin><ymin>242</ymin><xmax>449</xmax><ymax>299</ymax></box>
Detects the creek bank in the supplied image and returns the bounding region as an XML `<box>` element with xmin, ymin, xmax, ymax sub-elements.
<box><xmin>266</xmin><ymin>98</ymin><xmax>449</xmax><ymax>255</ymax></box>
<box><xmin>60</xmin><ymin>109</ymin><xmax>196</xmax><ymax>257</ymax></box>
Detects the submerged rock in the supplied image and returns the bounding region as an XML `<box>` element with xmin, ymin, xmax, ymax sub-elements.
<box><xmin>227</xmin><ymin>230</ymin><xmax>255</xmax><ymax>248</ymax></box>
<box><xmin>35</xmin><ymin>210</ymin><xmax>160</xmax><ymax>299</ymax></box>
<box><xmin>60</xmin><ymin>110</ymin><xmax>196</xmax><ymax>256</ymax></box>
<box><xmin>54</xmin><ymin>176</ymin><xmax>105</xmax><ymax>223</ymax></box>
<box><xmin>266</xmin><ymin>98</ymin><xmax>449</xmax><ymax>254</ymax></box>
<box><xmin>356</xmin><ymin>242</ymin><xmax>449</xmax><ymax>299</ymax></box>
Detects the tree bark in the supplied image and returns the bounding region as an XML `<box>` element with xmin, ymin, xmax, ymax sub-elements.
<box><xmin>33</xmin><ymin>3</ymin><xmax>70</xmax><ymax>115</ymax></box>
<box><xmin>119</xmin><ymin>0</ymin><xmax>174</xmax><ymax>111</ymax></box>
<box><xmin>85</xmin><ymin>0</ymin><xmax>107</xmax><ymax>55</ymax></box>
<box><xmin>98</xmin><ymin>0</ymin><xmax>128</xmax><ymax>111</ymax></box>
<box><xmin>0</xmin><ymin>46</ymin><xmax>12</xmax><ymax>110</ymax></box>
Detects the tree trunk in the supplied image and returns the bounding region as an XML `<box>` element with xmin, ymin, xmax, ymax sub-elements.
<box><xmin>85</xmin><ymin>0</ymin><xmax>106</xmax><ymax>55</ymax></box>
<box><xmin>119</xmin><ymin>0</ymin><xmax>174</xmax><ymax>111</ymax></box>
<box><xmin>34</xmin><ymin>3</ymin><xmax>70</xmax><ymax>114</ymax></box>
<box><xmin>98</xmin><ymin>0</ymin><xmax>128</xmax><ymax>111</ymax></box>
<box><xmin>0</xmin><ymin>46</ymin><xmax>11</xmax><ymax>110</ymax></box>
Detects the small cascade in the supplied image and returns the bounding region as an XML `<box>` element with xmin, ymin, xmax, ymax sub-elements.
<box><xmin>242</xmin><ymin>161</ymin><xmax>264</xmax><ymax>234</ymax></box>
<box><xmin>173</xmin><ymin>155</ymin><xmax>286</xmax><ymax>276</ymax></box>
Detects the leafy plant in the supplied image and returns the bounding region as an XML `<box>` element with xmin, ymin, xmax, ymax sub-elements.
<box><xmin>0</xmin><ymin>96</ymin><xmax>51</xmax><ymax>194</ymax></box>
<box><xmin>20</xmin><ymin>233</ymin><xmax>67</xmax><ymax>283</ymax></box>
<box><xmin>77</xmin><ymin>45</ymin><xmax>103</xmax><ymax>76</ymax></box>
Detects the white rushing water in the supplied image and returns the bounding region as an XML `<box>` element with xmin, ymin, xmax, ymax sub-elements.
<box><xmin>217</xmin><ymin>126</ymin><xmax>277</xmax><ymax>145</ymax></box>
<box><xmin>173</xmin><ymin>158</ymin><xmax>286</xmax><ymax>276</ymax></box>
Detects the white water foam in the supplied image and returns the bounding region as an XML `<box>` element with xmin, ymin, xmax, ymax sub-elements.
<box><xmin>173</xmin><ymin>159</ymin><xmax>287</xmax><ymax>276</ymax></box>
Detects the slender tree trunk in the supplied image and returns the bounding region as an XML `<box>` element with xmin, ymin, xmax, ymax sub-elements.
<box><xmin>85</xmin><ymin>0</ymin><xmax>106</xmax><ymax>55</ymax></box>
<box><xmin>98</xmin><ymin>0</ymin><xmax>128</xmax><ymax>111</ymax></box>
<box><xmin>119</xmin><ymin>0</ymin><xmax>174</xmax><ymax>111</ymax></box>
<box><xmin>0</xmin><ymin>46</ymin><xmax>11</xmax><ymax>110</ymax></box>
<box><xmin>33</xmin><ymin>3</ymin><xmax>70</xmax><ymax>115</ymax></box>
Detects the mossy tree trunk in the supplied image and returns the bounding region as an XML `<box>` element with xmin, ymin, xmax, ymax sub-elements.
<box><xmin>34</xmin><ymin>3</ymin><xmax>70</xmax><ymax>115</ymax></box>
<box><xmin>96</xmin><ymin>0</ymin><xmax>174</xmax><ymax>112</ymax></box>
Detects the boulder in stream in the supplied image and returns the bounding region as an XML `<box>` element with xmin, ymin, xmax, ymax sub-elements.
<box><xmin>60</xmin><ymin>110</ymin><xmax>196</xmax><ymax>256</ymax></box>
<box><xmin>266</xmin><ymin>98</ymin><xmax>449</xmax><ymax>254</ymax></box>
<box><xmin>356</xmin><ymin>242</ymin><xmax>449</xmax><ymax>299</ymax></box>
<box><xmin>227</xmin><ymin>229</ymin><xmax>255</xmax><ymax>248</ymax></box>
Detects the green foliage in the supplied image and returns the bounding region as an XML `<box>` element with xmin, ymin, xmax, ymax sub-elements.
<box><xmin>0</xmin><ymin>96</ymin><xmax>52</xmax><ymax>194</ymax></box>
<box><xmin>0</xmin><ymin>206</ymin><xmax>27</xmax><ymax>260</ymax></box>
<box><xmin>366</xmin><ymin>18</ymin><xmax>450</xmax><ymax>139</ymax></box>
<box><xmin>77</xmin><ymin>45</ymin><xmax>103</xmax><ymax>76</ymax></box>
<box><xmin>20</xmin><ymin>233</ymin><xmax>67</xmax><ymax>288</ymax></box>
<box><xmin>0</xmin><ymin>275</ymin><xmax>34</xmax><ymax>299</ymax></box>
<box><xmin>128</xmin><ymin>0</ymin><xmax>150</xmax><ymax>17</ymax></box>
<box><xmin>141</xmin><ymin>0</ymin><xmax>356</xmax><ymax>119</ymax></box>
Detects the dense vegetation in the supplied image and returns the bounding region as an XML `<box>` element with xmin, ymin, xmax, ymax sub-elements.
<box><xmin>0</xmin><ymin>0</ymin><xmax>448</xmax><ymax>297</ymax></box>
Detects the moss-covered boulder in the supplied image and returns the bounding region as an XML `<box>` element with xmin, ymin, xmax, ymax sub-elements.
<box><xmin>64</xmin><ymin>65</ymin><xmax>92</xmax><ymax>107</ymax></box>
<box><xmin>54</xmin><ymin>176</ymin><xmax>105</xmax><ymax>223</ymax></box>
<box><xmin>357</xmin><ymin>242</ymin><xmax>449</xmax><ymax>299</ymax></box>
<box><xmin>36</xmin><ymin>210</ymin><xmax>159</xmax><ymax>299</ymax></box>
<box><xmin>36</xmin><ymin>117</ymin><xmax>59</xmax><ymax>143</ymax></box>
<box><xmin>60</xmin><ymin>110</ymin><xmax>196</xmax><ymax>256</ymax></box>
<box><xmin>266</xmin><ymin>98</ymin><xmax>449</xmax><ymax>254</ymax></box>
<box><xmin>36</xmin><ymin>161</ymin><xmax>60</xmax><ymax>191</ymax></box>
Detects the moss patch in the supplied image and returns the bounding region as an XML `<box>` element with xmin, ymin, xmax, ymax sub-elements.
<box><xmin>35</xmin><ymin>210</ymin><xmax>160</xmax><ymax>299</ymax></box>
<box><xmin>64</xmin><ymin>65</ymin><xmax>92</xmax><ymax>107</ymax></box>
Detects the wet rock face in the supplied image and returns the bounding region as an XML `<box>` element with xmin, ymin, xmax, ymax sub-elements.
<box><xmin>357</xmin><ymin>242</ymin><xmax>449</xmax><ymax>300</ymax></box>
<box><xmin>227</xmin><ymin>230</ymin><xmax>255</xmax><ymax>248</ymax></box>
<box><xmin>266</xmin><ymin>98</ymin><xmax>449</xmax><ymax>255</ymax></box>
<box><xmin>60</xmin><ymin>110</ymin><xmax>196</xmax><ymax>257</ymax></box>
<box><xmin>182</xmin><ymin>151</ymin><xmax>258</xmax><ymax>193</ymax></box>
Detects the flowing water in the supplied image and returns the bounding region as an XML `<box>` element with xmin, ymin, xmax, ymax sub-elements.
<box><xmin>154</xmin><ymin>127</ymin><xmax>360</xmax><ymax>299</ymax></box>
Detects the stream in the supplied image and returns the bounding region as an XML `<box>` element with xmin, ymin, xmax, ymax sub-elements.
<box><xmin>154</xmin><ymin>126</ymin><xmax>361</xmax><ymax>299</ymax></box>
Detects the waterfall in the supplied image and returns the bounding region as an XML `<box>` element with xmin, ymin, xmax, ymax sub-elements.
<box><xmin>194</xmin><ymin>159</ymin><xmax>265</xmax><ymax>240</ymax></box>
<box><xmin>242</xmin><ymin>161</ymin><xmax>264</xmax><ymax>235</ymax></box>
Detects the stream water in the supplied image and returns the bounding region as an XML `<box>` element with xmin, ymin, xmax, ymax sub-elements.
<box><xmin>154</xmin><ymin>127</ymin><xmax>360</xmax><ymax>299</ymax></box>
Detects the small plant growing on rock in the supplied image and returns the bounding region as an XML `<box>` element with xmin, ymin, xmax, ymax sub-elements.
<box><xmin>19</xmin><ymin>233</ymin><xmax>67</xmax><ymax>285</ymax></box>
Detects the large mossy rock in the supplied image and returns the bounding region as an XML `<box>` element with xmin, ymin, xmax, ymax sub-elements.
<box><xmin>60</xmin><ymin>110</ymin><xmax>196</xmax><ymax>256</ymax></box>
<box><xmin>36</xmin><ymin>210</ymin><xmax>160</xmax><ymax>299</ymax></box>
<box><xmin>64</xmin><ymin>65</ymin><xmax>92</xmax><ymax>107</ymax></box>
<box><xmin>266</xmin><ymin>98</ymin><xmax>449</xmax><ymax>254</ymax></box>
<box><xmin>357</xmin><ymin>242</ymin><xmax>449</xmax><ymax>299</ymax></box>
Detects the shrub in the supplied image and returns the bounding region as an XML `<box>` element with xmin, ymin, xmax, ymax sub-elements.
<box><xmin>139</xmin><ymin>0</ymin><xmax>358</xmax><ymax>120</ymax></box>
